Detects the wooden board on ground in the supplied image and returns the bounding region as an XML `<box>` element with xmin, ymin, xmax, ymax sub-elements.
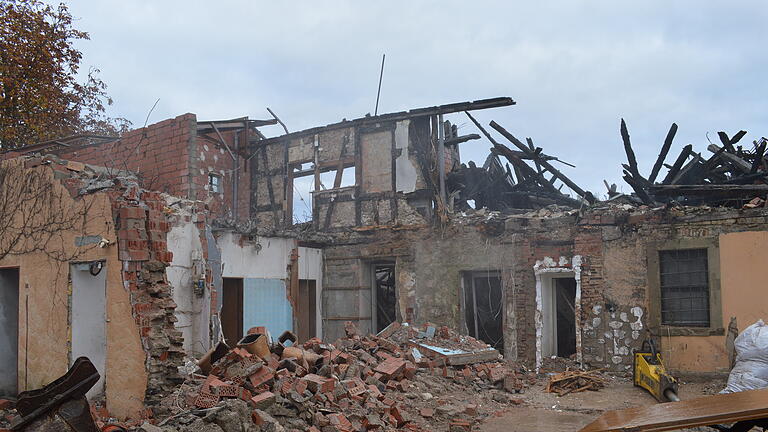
<box><xmin>579</xmin><ymin>388</ymin><xmax>768</xmax><ymax>432</ymax></box>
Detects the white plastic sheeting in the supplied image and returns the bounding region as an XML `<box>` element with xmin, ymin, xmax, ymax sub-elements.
<box><xmin>722</xmin><ymin>319</ymin><xmax>768</xmax><ymax>393</ymax></box>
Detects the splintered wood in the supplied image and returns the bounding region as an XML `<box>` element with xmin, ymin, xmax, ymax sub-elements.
<box><xmin>546</xmin><ymin>369</ymin><xmax>606</xmax><ymax>396</ymax></box>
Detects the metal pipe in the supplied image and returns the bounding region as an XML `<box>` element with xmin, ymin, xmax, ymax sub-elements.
<box><xmin>375</xmin><ymin>54</ymin><xmax>385</xmax><ymax>116</ymax></box>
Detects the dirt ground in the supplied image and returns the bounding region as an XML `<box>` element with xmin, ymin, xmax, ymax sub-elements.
<box><xmin>479</xmin><ymin>373</ymin><xmax>728</xmax><ymax>432</ymax></box>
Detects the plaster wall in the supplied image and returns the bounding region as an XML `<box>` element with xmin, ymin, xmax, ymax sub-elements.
<box><xmin>0</xmin><ymin>166</ymin><xmax>146</xmax><ymax>419</ymax></box>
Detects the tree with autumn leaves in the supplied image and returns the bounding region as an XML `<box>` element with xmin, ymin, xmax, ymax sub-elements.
<box><xmin>0</xmin><ymin>0</ymin><xmax>130</xmax><ymax>150</ymax></box>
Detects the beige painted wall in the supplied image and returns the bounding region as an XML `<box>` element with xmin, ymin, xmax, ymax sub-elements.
<box><xmin>0</xmin><ymin>165</ymin><xmax>147</xmax><ymax>418</ymax></box>
<box><xmin>664</xmin><ymin>231</ymin><xmax>768</xmax><ymax>372</ymax></box>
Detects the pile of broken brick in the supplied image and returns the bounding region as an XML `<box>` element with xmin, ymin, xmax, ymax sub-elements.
<box><xmin>153</xmin><ymin>321</ymin><xmax>533</xmax><ymax>432</ymax></box>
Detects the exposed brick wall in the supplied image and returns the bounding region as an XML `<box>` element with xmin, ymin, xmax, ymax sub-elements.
<box><xmin>193</xmin><ymin>130</ymin><xmax>250</xmax><ymax>221</ymax></box>
<box><xmin>56</xmin><ymin>114</ymin><xmax>196</xmax><ymax>200</ymax></box>
<box><xmin>52</xmin><ymin>114</ymin><xmax>251</xmax><ymax>223</ymax></box>
<box><xmin>110</xmin><ymin>186</ymin><xmax>186</xmax><ymax>410</ymax></box>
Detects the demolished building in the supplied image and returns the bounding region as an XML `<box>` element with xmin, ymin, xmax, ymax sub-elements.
<box><xmin>1</xmin><ymin>97</ymin><xmax>768</xmax><ymax>423</ymax></box>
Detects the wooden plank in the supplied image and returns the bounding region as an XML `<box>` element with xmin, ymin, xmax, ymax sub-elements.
<box><xmin>648</xmin><ymin>123</ymin><xmax>677</xmax><ymax>183</ymax></box>
<box><xmin>650</xmin><ymin>184</ymin><xmax>768</xmax><ymax>197</ymax></box>
<box><xmin>579</xmin><ymin>388</ymin><xmax>768</xmax><ymax>432</ymax></box>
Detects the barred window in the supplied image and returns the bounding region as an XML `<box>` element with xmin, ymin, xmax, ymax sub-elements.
<box><xmin>659</xmin><ymin>248</ymin><xmax>709</xmax><ymax>327</ymax></box>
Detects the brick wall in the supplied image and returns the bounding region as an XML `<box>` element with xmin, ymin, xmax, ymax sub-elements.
<box><xmin>110</xmin><ymin>185</ymin><xmax>186</xmax><ymax>411</ymax></box>
<box><xmin>56</xmin><ymin>114</ymin><xmax>196</xmax><ymax>200</ymax></box>
<box><xmin>193</xmin><ymin>130</ymin><xmax>250</xmax><ymax>221</ymax></box>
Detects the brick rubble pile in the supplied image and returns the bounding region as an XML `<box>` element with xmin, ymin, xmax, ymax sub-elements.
<box><xmin>151</xmin><ymin>322</ymin><xmax>533</xmax><ymax>432</ymax></box>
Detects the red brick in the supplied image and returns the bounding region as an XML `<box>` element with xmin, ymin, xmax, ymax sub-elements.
<box><xmin>374</xmin><ymin>358</ymin><xmax>406</xmax><ymax>379</ymax></box>
<box><xmin>249</xmin><ymin>391</ymin><xmax>275</xmax><ymax>409</ymax></box>
<box><xmin>119</xmin><ymin>207</ymin><xmax>146</xmax><ymax>219</ymax></box>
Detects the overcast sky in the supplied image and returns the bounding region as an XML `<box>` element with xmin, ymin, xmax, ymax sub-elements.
<box><xmin>68</xmin><ymin>1</ymin><xmax>768</xmax><ymax>208</ymax></box>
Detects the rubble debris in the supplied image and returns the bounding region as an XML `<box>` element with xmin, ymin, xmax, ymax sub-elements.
<box><xmin>149</xmin><ymin>322</ymin><xmax>531</xmax><ymax>431</ymax></box>
<box><xmin>545</xmin><ymin>369</ymin><xmax>606</xmax><ymax>397</ymax></box>
<box><xmin>618</xmin><ymin>120</ymin><xmax>768</xmax><ymax>207</ymax></box>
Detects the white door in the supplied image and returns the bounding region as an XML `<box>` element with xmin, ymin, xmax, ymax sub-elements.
<box><xmin>71</xmin><ymin>262</ymin><xmax>107</xmax><ymax>399</ymax></box>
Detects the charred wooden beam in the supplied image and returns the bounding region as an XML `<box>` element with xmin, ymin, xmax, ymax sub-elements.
<box><xmin>707</xmin><ymin>143</ymin><xmax>752</xmax><ymax>173</ymax></box>
<box><xmin>620</xmin><ymin>119</ymin><xmax>643</xmax><ymax>182</ymax></box>
<box><xmin>650</xmin><ymin>184</ymin><xmax>768</xmax><ymax>196</ymax></box>
<box><xmin>648</xmin><ymin>123</ymin><xmax>678</xmax><ymax>183</ymax></box>
<box><xmin>661</xmin><ymin>144</ymin><xmax>693</xmax><ymax>184</ymax></box>
<box><xmin>490</xmin><ymin>145</ymin><xmax>559</xmax><ymax>194</ymax></box>
<box><xmin>622</xmin><ymin>171</ymin><xmax>654</xmax><ymax>205</ymax></box>
<box><xmin>443</xmin><ymin>134</ymin><xmax>481</xmax><ymax>146</ymax></box>
<box><xmin>751</xmin><ymin>139</ymin><xmax>766</xmax><ymax>174</ymax></box>
<box><xmin>489</xmin><ymin>121</ymin><xmax>595</xmax><ymax>203</ymax></box>
<box><xmin>527</xmin><ymin>137</ymin><xmax>543</xmax><ymax>174</ymax></box>
<box><xmin>724</xmin><ymin>171</ymin><xmax>768</xmax><ymax>184</ymax></box>
<box><xmin>670</xmin><ymin>153</ymin><xmax>703</xmax><ymax>185</ymax></box>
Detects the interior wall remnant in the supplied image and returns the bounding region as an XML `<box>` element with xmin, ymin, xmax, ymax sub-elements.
<box><xmin>70</xmin><ymin>262</ymin><xmax>107</xmax><ymax>399</ymax></box>
<box><xmin>394</xmin><ymin>120</ymin><xmax>418</xmax><ymax>193</ymax></box>
<box><xmin>0</xmin><ymin>267</ymin><xmax>19</xmax><ymax>397</ymax></box>
<box><xmin>243</xmin><ymin>278</ymin><xmax>293</xmax><ymax>339</ymax></box>
<box><xmin>534</xmin><ymin>255</ymin><xmax>582</xmax><ymax>371</ymax></box>
<box><xmin>360</xmin><ymin>130</ymin><xmax>393</xmax><ymax>193</ymax></box>
<box><xmin>206</xmin><ymin>228</ymin><xmax>223</xmax><ymax>347</ymax></box>
<box><xmin>167</xmin><ymin>211</ymin><xmax>210</xmax><ymax>357</ymax></box>
<box><xmin>216</xmin><ymin>232</ymin><xmax>323</xmax><ymax>340</ymax></box>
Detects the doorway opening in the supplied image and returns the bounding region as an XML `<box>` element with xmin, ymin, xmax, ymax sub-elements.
<box><xmin>70</xmin><ymin>261</ymin><xmax>107</xmax><ymax>399</ymax></box>
<box><xmin>463</xmin><ymin>271</ymin><xmax>504</xmax><ymax>354</ymax></box>
<box><xmin>540</xmin><ymin>274</ymin><xmax>577</xmax><ymax>359</ymax></box>
<box><xmin>555</xmin><ymin>278</ymin><xmax>577</xmax><ymax>357</ymax></box>
<box><xmin>297</xmin><ymin>279</ymin><xmax>317</xmax><ymax>342</ymax></box>
<box><xmin>372</xmin><ymin>263</ymin><xmax>396</xmax><ymax>333</ymax></box>
<box><xmin>221</xmin><ymin>277</ymin><xmax>243</xmax><ymax>345</ymax></box>
<box><xmin>0</xmin><ymin>268</ymin><xmax>19</xmax><ymax>397</ymax></box>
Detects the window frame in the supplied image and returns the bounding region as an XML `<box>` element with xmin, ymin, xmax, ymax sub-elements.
<box><xmin>208</xmin><ymin>173</ymin><xmax>222</xmax><ymax>194</ymax></box>
<box><xmin>647</xmin><ymin>238</ymin><xmax>723</xmax><ymax>336</ymax></box>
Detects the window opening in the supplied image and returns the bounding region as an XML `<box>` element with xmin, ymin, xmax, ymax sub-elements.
<box><xmin>208</xmin><ymin>173</ymin><xmax>221</xmax><ymax>193</ymax></box>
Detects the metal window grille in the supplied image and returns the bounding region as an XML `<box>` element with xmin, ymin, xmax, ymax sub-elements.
<box><xmin>659</xmin><ymin>248</ymin><xmax>709</xmax><ymax>327</ymax></box>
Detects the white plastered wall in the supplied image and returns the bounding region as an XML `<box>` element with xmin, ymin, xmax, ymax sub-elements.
<box><xmin>167</xmin><ymin>220</ymin><xmax>211</xmax><ymax>356</ymax></box>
